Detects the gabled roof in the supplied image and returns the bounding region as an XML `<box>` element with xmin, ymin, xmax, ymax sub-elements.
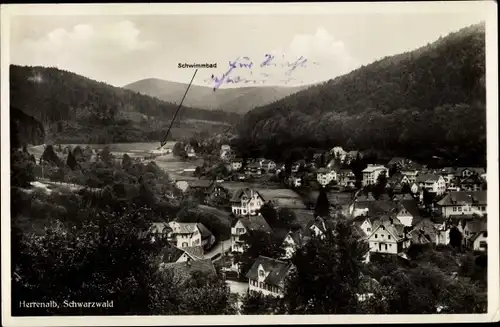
<box><xmin>160</xmin><ymin>245</ymin><xmax>186</xmax><ymax>263</ymax></box>
<box><xmin>456</xmin><ymin>167</ymin><xmax>486</xmax><ymax>176</ymax></box>
<box><xmin>409</xmin><ymin>218</ymin><xmax>438</xmax><ymax>243</ymax></box>
<box><xmin>196</xmin><ymin>223</ymin><xmax>213</xmax><ymax>240</ymax></box>
<box><xmin>353</xmin><ymin>200</ymin><xmax>399</xmax><ymax>215</ymax></box>
<box><xmin>397</xmin><ymin>199</ymin><xmax>421</xmax><ymax>217</ymax></box>
<box><xmin>460</xmin><ymin>175</ymin><xmax>483</xmax><ymax>184</ymax></box>
<box><xmin>183</xmin><ymin>246</ymin><xmax>205</xmax><ymax>259</ymax></box>
<box><xmin>465</xmin><ymin>220</ymin><xmax>487</xmax><ymax>236</ymax></box>
<box><xmin>288</xmin><ymin>209</ymin><xmax>315</xmax><ymax>230</ymax></box>
<box><xmin>356</xmin><ymin>193</ymin><xmax>376</xmax><ymax>201</ymax></box>
<box><xmin>369</xmin><ymin>220</ymin><xmax>406</xmax><ymax>242</ymax></box>
<box><xmin>393</xmin><ymin>193</ymin><xmax>414</xmax><ymax>201</ymax></box>
<box><xmin>316</xmin><ymin>167</ymin><xmax>332</xmax><ymax>174</ymax></box>
<box><xmin>230</xmin><ymin>188</ymin><xmax>262</xmax><ymax>203</ymax></box>
<box><xmin>245</xmin><ymin>256</ymin><xmax>292</xmax><ymax>286</ymax></box>
<box><xmin>238</xmin><ymin>215</ymin><xmax>272</xmax><ymax>234</ymax></box>
<box><xmin>416</xmin><ymin>173</ymin><xmax>442</xmax><ymax>183</ymax></box>
<box><xmin>387</xmin><ymin>157</ymin><xmax>410</xmax><ymax>165</ymax></box>
<box><xmin>189</xmin><ymin>179</ymin><xmax>213</xmax><ymax>188</ymax></box>
<box><xmin>169</xmin><ymin>222</ymin><xmax>199</xmax><ymax>234</ymax></box>
<box><xmin>246</xmin><ymin>162</ymin><xmax>261</xmax><ymax>169</ymax></box>
<box><xmin>440</xmin><ymin>167</ymin><xmax>457</xmax><ymax>174</ymax></box>
<box><xmin>362</xmin><ymin>165</ymin><xmax>387</xmax><ymax>173</ymax></box>
<box><xmin>437</xmin><ymin>191</ymin><xmax>487</xmax><ymax>206</ymax></box>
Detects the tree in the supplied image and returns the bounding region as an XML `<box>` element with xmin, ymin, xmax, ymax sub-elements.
<box><xmin>241</xmin><ymin>292</ymin><xmax>280</xmax><ymax>314</ymax></box>
<box><xmin>121</xmin><ymin>153</ymin><xmax>132</xmax><ymax>170</ymax></box>
<box><xmin>66</xmin><ymin>151</ymin><xmax>78</xmax><ymax>170</ymax></box>
<box><xmin>449</xmin><ymin>226</ymin><xmax>463</xmax><ymax>249</ymax></box>
<box><xmin>373</xmin><ymin>171</ymin><xmax>388</xmax><ymax>199</ymax></box>
<box><xmin>11</xmin><ymin>150</ymin><xmax>36</xmax><ymax>187</ymax></box>
<box><xmin>100</xmin><ymin>147</ymin><xmax>113</xmax><ymax>165</ymax></box>
<box><xmin>282</xmin><ymin>217</ymin><xmax>369</xmax><ymax>314</ymax></box>
<box><xmin>314</xmin><ymin>188</ymin><xmax>330</xmax><ymax>218</ymax></box>
<box><xmin>40</xmin><ymin>145</ymin><xmax>63</xmax><ymax>167</ymax></box>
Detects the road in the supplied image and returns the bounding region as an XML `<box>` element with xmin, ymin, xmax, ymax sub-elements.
<box><xmin>205</xmin><ymin>238</ymin><xmax>232</xmax><ymax>260</ymax></box>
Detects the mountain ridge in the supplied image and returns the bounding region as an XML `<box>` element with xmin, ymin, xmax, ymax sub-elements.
<box><xmin>235</xmin><ymin>22</ymin><xmax>486</xmax><ymax>166</ymax></box>
<box><xmin>124</xmin><ymin>78</ymin><xmax>312</xmax><ymax>114</ymax></box>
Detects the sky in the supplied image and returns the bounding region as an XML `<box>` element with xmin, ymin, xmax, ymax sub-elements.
<box><xmin>9</xmin><ymin>8</ymin><xmax>487</xmax><ymax>88</ymax></box>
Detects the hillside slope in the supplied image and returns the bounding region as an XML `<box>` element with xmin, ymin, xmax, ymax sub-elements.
<box><xmin>124</xmin><ymin>78</ymin><xmax>309</xmax><ymax>114</ymax></box>
<box><xmin>237</xmin><ymin>23</ymin><xmax>486</xmax><ymax>166</ymax></box>
<box><xmin>10</xmin><ymin>65</ymin><xmax>239</xmax><ymax>145</ymax></box>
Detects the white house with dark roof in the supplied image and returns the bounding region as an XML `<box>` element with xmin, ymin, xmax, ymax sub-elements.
<box><xmin>416</xmin><ymin>174</ymin><xmax>446</xmax><ymax>195</ymax></box>
<box><xmin>167</xmin><ymin>222</ymin><xmax>203</xmax><ymax>248</ymax></box>
<box><xmin>400</xmin><ymin>162</ymin><xmax>424</xmax><ymax>183</ymax></box>
<box><xmin>362</xmin><ymin>165</ymin><xmax>389</xmax><ymax>186</ymax></box>
<box><xmin>246</xmin><ymin>256</ymin><xmax>293</xmax><ymax>297</ymax></box>
<box><xmin>230</xmin><ymin>188</ymin><xmax>265</xmax><ymax>216</ymax></box>
<box><xmin>437</xmin><ymin>191</ymin><xmax>487</xmax><ymax>218</ymax></box>
<box><xmin>366</xmin><ymin>218</ymin><xmax>409</xmax><ymax>255</ymax></box>
<box><xmin>231</xmin><ymin>215</ymin><xmax>272</xmax><ymax>253</ymax></box>
<box><xmin>316</xmin><ymin>167</ymin><xmax>337</xmax><ymax>187</ymax></box>
<box><xmin>463</xmin><ymin>219</ymin><xmax>487</xmax><ymax>251</ymax></box>
<box><xmin>395</xmin><ymin>199</ymin><xmax>421</xmax><ymax>227</ymax></box>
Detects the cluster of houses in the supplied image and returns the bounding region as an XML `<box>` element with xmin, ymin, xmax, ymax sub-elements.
<box><xmin>164</xmin><ymin>144</ymin><xmax>488</xmax><ymax>301</ymax></box>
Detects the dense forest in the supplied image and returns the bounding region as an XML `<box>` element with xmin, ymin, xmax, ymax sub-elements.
<box><xmin>10</xmin><ymin>65</ymin><xmax>239</xmax><ymax>145</ymax></box>
<box><xmin>237</xmin><ymin>23</ymin><xmax>486</xmax><ymax>167</ymax></box>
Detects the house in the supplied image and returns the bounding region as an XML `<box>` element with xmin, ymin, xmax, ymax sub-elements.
<box><xmin>400</xmin><ymin>162</ymin><xmax>424</xmax><ymax>183</ymax></box>
<box><xmin>353</xmin><ymin>216</ymin><xmax>373</xmax><ymax>238</ymax></box>
<box><xmin>387</xmin><ymin>172</ymin><xmax>410</xmax><ymax>188</ymax></box>
<box><xmin>288</xmin><ymin>175</ymin><xmax>302</xmax><ymax>188</ymax></box>
<box><xmin>455</xmin><ymin>167</ymin><xmax>486</xmax><ymax>179</ymax></box>
<box><xmin>337</xmin><ymin>168</ymin><xmax>356</xmax><ymax>188</ymax></box>
<box><xmin>162</xmin><ymin>259</ymin><xmax>216</xmax><ymax>286</ymax></box>
<box><xmin>407</xmin><ymin>218</ymin><xmax>449</xmax><ymax>246</ymax></box>
<box><xmin>416</xmin><ymin>174</ymin><xmax>446</xmax><ymax>195</ymax></box>
<box><xmin>330</xmin><ymin>146</ymin><xmax>347</xmax><ymax>162</ymax></box>
<box><xmin>175</xmin><ymin>180</ymin><xmax>190</xmax><ymax>192</ymax></box>
<box><xmin>230</xmin><ymin>188</ymin><xmax>265</xmax><ymax>216</ymax></box>
<box><xmin>366</xmin><ymin>218</ymin><xmax>409</xmax><ymax>256</ymax></box>
<box><xmin>231</xmin><ymin>215</ymin><xmax>272</xmax><ymax>253</ymax></box>
<box><xmin>260</xmin><ymin>159</ymin><xmax>277</xmax><ymax>172</ymax></box>
<box><xmin>184</xmin><ymin>144</ymin><xmax>196</xmax><ymax>158</ymax></box>
<box><xmin>281</xmin><ymin>230</ymin><xmax>309</xmax><ymax>259</ymax></box>
<box><xmin>231</xmin><ymin>158</ymin><xmax>243</xmax><ymax>171</ymax></box>
<box><xmin>361</xmin><ymin>165</ymin><xmax>389</xmax><ymax>186</ymax></box>
<box><xmin>463</xmin><ymin>220</ymin><xmax>487</xmax><ymax>251</ymax></box>
<box><xmin>167</xmin><ymin>222</ymin><xmax>203</xmax><ymax>248</ymax></box>
<box><xmin>187</xmin><ymin>179</ymin><xmax>213</xmax><ymax>193</ymax></box>
<box><xmin>246</xmin><ymin>256</ymin><xmax>293</xmax><ymax>298</ymax></box>
<box><xmin>357</xmin><ymin>275</ymin><xmax>380</xmax><ymax>302</ymax></box>
<box><xmin>245</xmin><ymin>162</ymin><xmax>262</xmax><ymax>176</ymax></box>
<box><xmin>220</xmin><ymin>145</ymin><xmax>234</xmax><ymax>161</ymax></box>
<box><xmin>395</xmin><ymin>199</ymin><xmax>421</xmax><ymax>227</ymax></box>
<box><xmin>316</xmin><ymin>168</ymin><xmax>337</xmax><ymax>187</ymax></box>
<box><xmin>392</xmin><ymin>193</ymin><xmax>414</xmax><ymax>201</ymax></box>
<box><xmin>459</xmin><ymin>175</ymin><xmax>483</xmax><ymax>192</ymax></box>
<box><xmin>438</xmin><ymin>167</ymin><xmax>457</xmax><ymax>185</ymax></box>
<box><xmin>349</xmin><ymin>199</ymin><xmax>398</xmax><ymax>218</ymax></box>
<box><xmin>470</xmin><ymin>229</ymin><xmax>487</xmax><ymax>252</ymax></box>
<box><xmin>159</xmin><ymin>245</ymin><xmax>203</xmax><ymax>265</ymax></box>
<box><xmin>436</xmin><ymin>191</ymin><xmax>486</xmax><ymax>218</ymax></box>
<box><xmin>197</xmin><ymin>223</ymin><xmax>216</xmax><ymax>250</ymax></box>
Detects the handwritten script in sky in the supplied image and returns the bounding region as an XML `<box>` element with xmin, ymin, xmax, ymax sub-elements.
<box><xmin>208</xmin><ymin>54</ymin><xmax>318</xmax><ymax>90</ymax></box>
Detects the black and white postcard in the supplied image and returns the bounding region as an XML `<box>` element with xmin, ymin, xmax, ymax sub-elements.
<box><xmin>1</xmin><ymin>2</ymin><xmax>498</xmax><ymax>326</ymax></box>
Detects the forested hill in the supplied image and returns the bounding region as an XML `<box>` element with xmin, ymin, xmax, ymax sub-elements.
<box><xmin>10</xmin><ymin>65</ymin><xmax>240</xmax><ymax>145</ymax></box>
<box><xmin>237</xmin><ymin>23</ymin><xmax>486</xmax><ymax>166</ymax></box>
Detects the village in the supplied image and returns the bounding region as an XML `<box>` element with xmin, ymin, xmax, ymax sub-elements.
<box><xmin>148</xmin><ymin>141</ymin><xmax>488</xmax><ymax>303</ymax></box>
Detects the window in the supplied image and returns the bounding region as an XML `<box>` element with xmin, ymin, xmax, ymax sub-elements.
<box><xmin>388</xmin><ymin>235</ymin><xmax>391</xmax><ymax>239</ymax></box>
<box><xmin>453</xmin><ymin>207</ymin><xmax>457</xmax><ymax>212</ymax></box>
<box><xmin>482</xmin><ymin>206</ymin><xmax>486</xmax><ymax>211</ymax></box>
<box><xmin>484</xmin><ymin>231</ymin><xmax>488</xmax><ymax>237</ymax></box>
<box><xmin>458</xmin><ymin>207</ymin><xmax>462</xmax><ymax>212</ymax></box>
<box><xmin>366</xmin><ymin>228</ymin><xmax>371</xmax><ymax>232</ymax></box>
<box><xmin>259</xmin><ymin>282</ymin><xmax>264</xmax><ymax>289</ymax></box>
<box><xmin>375</xmin><ymin>234</ymin><xmax>378</xmax><ymax>238</ymax></box>
<box><xmin>259</xmin><ymin>270</ymin><xmax>265</xmax><ymax>277</ymax></box>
